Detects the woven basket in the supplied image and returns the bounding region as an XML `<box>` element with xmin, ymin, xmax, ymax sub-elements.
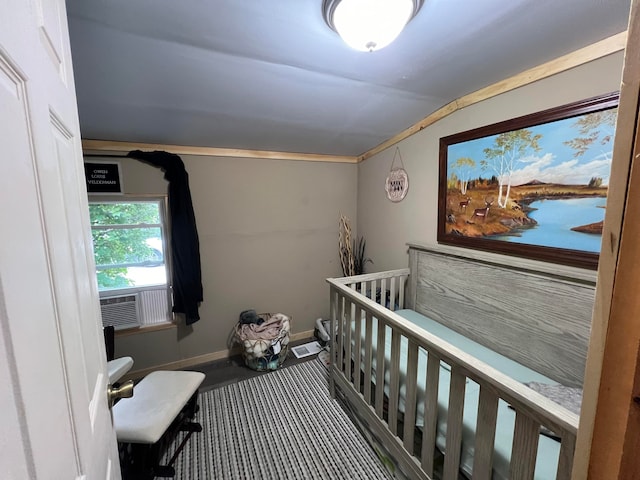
<box><xmin>236</xmin><ymin>313</ymin><xmax>290</xmax><ymax>371</ymax></box>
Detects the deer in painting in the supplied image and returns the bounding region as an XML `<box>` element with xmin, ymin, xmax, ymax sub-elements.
<box><xmin>471</xmin><ymin>196</ymin><xmax>494</xmax><ymax>222</ymax></box>
<box><xmin>459</xmin><ymin>197</ymin><xmax>472</xmax><ymax>211</ymax></box>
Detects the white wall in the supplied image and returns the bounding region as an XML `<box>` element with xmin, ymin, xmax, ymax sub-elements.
<box><xmin>357</xmin><ymin>52</ymin><xmax>625</xmax><ymax>271</ymax></box>
<box><xmin>91</xmin><ymin>154</ymin><xmax>357</xmax><ymax>370</ymax></box>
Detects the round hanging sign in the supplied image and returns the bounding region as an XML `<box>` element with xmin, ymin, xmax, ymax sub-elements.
<box><xmin>385</xmin><ymin>167</ymin><xmax>409</xmax><ymax>202</ymax></box>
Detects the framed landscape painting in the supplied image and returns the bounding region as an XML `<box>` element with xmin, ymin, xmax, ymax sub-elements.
<box><xmin>437</xmin><ymin>92</ymin><xmax>619</xmax><ymax>270</ymax></box>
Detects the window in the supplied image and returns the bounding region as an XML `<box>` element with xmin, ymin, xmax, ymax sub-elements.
<box><xmin>89</xmin><ymin>197</ymin><xmax>172</xmax><ymax>329</ymax></box>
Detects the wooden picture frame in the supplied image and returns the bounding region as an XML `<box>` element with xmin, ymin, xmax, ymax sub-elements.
<box><xmin>438</xmin><ymin>92</ymin><xmax>619</xmax><ymax>270</ymax></box>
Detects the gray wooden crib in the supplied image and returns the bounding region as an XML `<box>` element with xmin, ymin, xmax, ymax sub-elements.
<box><xmin>326</xmin><ymin>245</ymin><xmax>594</xmax><ymax>480</ymax></box>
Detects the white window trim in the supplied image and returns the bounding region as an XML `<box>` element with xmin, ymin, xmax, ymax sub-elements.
<box><xmin>89</xmin><ymin>195</ymin><xmax>174</xmax><ymax>328</ymax></box>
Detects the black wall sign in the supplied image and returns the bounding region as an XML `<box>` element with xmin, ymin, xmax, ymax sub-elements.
<box><xmin>84</xmin><ymin>162</ymin><xmax>122</xmax><ymax>193</ymax></box>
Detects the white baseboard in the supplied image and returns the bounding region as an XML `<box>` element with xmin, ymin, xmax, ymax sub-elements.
<box><xmin>123</xmin><ymin>329</ymin><xmax>315</xmax><ymax>380</ymax></box>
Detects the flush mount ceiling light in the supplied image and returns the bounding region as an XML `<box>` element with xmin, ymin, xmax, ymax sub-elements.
<box><xmin>322</xmin><ymin>0</ymin><xmax>423</xmax><ymax>52</ymax></box>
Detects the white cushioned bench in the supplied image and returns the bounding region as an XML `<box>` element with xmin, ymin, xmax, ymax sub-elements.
<box><xmin>107</xmin><ymin>356</ymin><xmax>134</xmax><ymax>384</ymax></box>
<box><xmin>114</xmin><ymin>370</ymin><xmax>205</xmax><ymax>479</ymax></box>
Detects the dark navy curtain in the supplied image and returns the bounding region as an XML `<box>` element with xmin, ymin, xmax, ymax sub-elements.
<box><xmin>127</xmin><ymin>150</ymin><xmax>203</xmax><ymax>325</ymax></box>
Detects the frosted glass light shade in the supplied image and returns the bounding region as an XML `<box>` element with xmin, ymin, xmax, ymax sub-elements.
<box><xmin>327</xmin><ymin>0</ymin><xmax>417</xmax><ymax>52</ymax></box>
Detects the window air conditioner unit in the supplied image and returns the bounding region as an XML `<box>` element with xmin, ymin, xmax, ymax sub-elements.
<box><xmin>100</xmin><ymin>294</ymin><xmax>141</xmax><ymax>330</ymax></box>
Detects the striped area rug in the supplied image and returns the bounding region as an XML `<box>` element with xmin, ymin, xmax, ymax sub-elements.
<box><xmin>162</xmin><ymin>360</ymin><xmax>392</xmax><ymax>479</ymax></box>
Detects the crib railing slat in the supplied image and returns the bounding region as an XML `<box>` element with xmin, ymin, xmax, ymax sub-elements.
<box><xmin>390</xmin><ymin>277</ymin><xmax>396</xmax><ymax>311</ymax></box>
<box><xmin>403</xmin><ymin>340</ymin><xmax>419</xmax><ymax>453</ymax></box>
<box><xmin>473</xmin><ymin>386</ymin><xmax>499</xmax><ymax>480</ymax></box>
<box><xmin>443</xmin><ymin>365</ymin><xmax>466</xmax><ymax>480</ymax></box>
<box><xmin>509</xmin><ymin>412</ymin><xmax>540</xmax><ymax>480</ymax></box>
<box><xmin>421</xmin><ymin>353</ymin><xmax>441</xmax><ymax>476</ymax></box>
<box><xmin>345</xmin><ymin>298</ymin><xmax>353</xmax><ymax>380</ymax></box>
<box><xmin>398</xmin><ymin>275</ymin><xmax>406</xmax><ymax>309</ymax></box>
<box><xmin>359</xmin><ymin>281</ymin><xmax>367</xmax><ymax>312</ymax></box>
<box><xmin>375</xmin><ymin>319</ymin><xmax>386</xmax><ymax>419</ymax></box>
<box><xmin>381</xmin><ymin>278</ymin><xmax>387</xmax><ymax>307</ymax></box>
<box><xmin>556</xmin><ymin>433</ymin><xmax>576</xmax><ymax>480</ymax></box>
<box><xmin>337</xmin><ymin>294</ymin><xmax>345</xmax><ymax>374</ymax></box>
<box><xmin>370</xmin><ymin>279</ymin><xmax>377</xmax><ymax>301</ymax></box>
<box><xmin>388</xmin><ymin>330</ymin><xmax>401</xmax><ymax>435</ymax></box>
<box><xmin>329</xmin><ymin>288</ymin><xmax>338</xmax><ymax>397</ymax></box>
<box><xmin>353</xmin><ymin>305</ymin><xmax>362</xmax><ymax>393</ymax></box>
<box><xmin>363</xmin><ymin>311</ymin><xmax>373</xmax><ymax>404</ymax></box>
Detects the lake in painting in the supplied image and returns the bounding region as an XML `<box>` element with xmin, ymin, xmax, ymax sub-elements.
<box><xmin>493</xmin><ymin>197</ymin><xmax>605</xmax><ymax>252</ymax></box>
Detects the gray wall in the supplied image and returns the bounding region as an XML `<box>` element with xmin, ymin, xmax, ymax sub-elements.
<box><xmin>96</xmin><ymin>52</ymin><xmax>624</xmax><ymax>371</ymax></box>
<box><xmin>357</xmin><ymin>52</ymin><xmax>625</xmax><ymax>272</ymax></box>
<box><xmin>95</xmin><ymin>155</ymin><xmax>357</xmax><ymax>370</ymax></box>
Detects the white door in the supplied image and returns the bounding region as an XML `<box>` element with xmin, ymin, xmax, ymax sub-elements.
<box><xmin>0</xmin><ymin>0</ymin><xmax>120</xmax><ymax>479</ymax></box>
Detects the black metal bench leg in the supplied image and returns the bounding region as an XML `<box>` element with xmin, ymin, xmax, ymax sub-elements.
<box><xmin>120</xmin><ymin>442</ymin><xmax>159</xmax><ymax>480</ymax></box>
<box><xmin>118</xmin><ymin>389</ymin><xmax>203</xmax><ymax>479</ymax></box>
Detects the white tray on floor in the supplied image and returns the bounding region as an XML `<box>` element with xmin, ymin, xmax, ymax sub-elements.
<box><xmin>291</xmin><ymin>341</ymin><xmax>323</xmax><ymax>358</ymax></box>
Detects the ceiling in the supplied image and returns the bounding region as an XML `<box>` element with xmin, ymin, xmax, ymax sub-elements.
<box><xmin>66</xmin><ymin>0</ymin><xmax>631</xmax><ymax>157</ymax></box>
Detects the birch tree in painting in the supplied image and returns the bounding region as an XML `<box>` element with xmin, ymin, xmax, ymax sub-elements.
<box><xmin>564</xmin><ymin>109</ymin><xmax>617</xmax><ymax>161</ymax></box>
<box><xmin>481</xmin><ymin>129</ymin><xmax>542</xmax><ymax>208</ymax></box>
<box><xmin>452</xmin><ymin>157</ymin><xmax>476</xmax><ymax>194</ymax></box>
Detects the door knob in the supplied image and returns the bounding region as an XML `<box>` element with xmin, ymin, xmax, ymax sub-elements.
<box><xmin>107</xmin><ymin>380</ymin><xmax>134</xmax><ymax>409</ymax></box>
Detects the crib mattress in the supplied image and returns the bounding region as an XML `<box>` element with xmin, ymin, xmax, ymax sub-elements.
<box><xmin>353</xmin><ymin>309</ymin><xmax>563</xmax><ymax>480</ymax></box>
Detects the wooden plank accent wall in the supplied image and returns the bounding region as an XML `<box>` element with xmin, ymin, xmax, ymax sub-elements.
<box><xmin>409</xmin><ymin>246</ymin><xmax>595</xmax><ymax>387</ymax></box>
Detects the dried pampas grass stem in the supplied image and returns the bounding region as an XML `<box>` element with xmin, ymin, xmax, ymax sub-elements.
<box><xmin>339</xmin><ymin>214</ymin><xmax>355</xmax><ymax>277</ymax></box>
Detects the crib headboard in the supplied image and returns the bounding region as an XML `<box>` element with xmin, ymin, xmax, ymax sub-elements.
<box><xmin>407</xmin><ymin>246</ymin><xmax>595</xmax><ymax>387</ymax></box>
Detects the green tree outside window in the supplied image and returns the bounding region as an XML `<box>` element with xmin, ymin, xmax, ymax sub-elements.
<box><xmin>89</xmin><ymin>201</ymin><xmax>166</xmax><ymax>290</ymax></box>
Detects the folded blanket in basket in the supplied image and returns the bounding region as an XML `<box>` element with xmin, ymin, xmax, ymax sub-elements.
<box><xmin>236</xmin><ymin>314</ymin><xmax>290</xmax><ymax>341</ymax></box>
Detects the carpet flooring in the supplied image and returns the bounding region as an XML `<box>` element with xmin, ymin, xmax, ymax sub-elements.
<box><xmin>161</xmin><ymin>360</ymin><xmax>392</xmax><ymax>479</ymax></box>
